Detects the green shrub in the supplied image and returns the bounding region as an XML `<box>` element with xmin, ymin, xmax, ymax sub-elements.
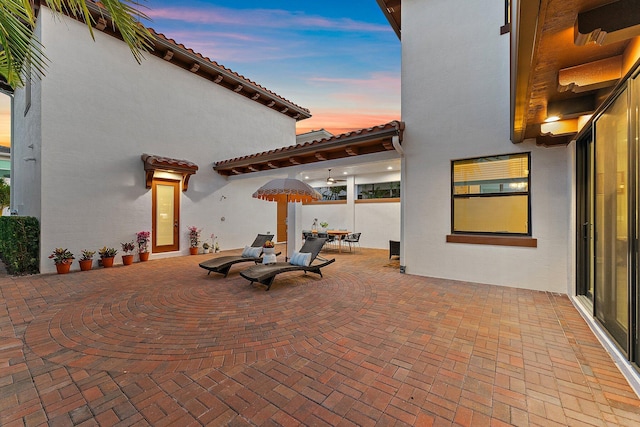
<box><xmin>0</xmin><ymin>216</ymin><xmax>39</xmax><ymax>275</ymax></box>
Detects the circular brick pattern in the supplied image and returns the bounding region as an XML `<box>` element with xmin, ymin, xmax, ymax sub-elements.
<box><xmin>25</xmin><ymin>272</ymin><xmax>373</xmax><ymax>373</ymax></box>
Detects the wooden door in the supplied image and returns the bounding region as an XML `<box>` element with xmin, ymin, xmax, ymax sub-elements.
<box><xmin>152</xmin><ymin>179</ymin><xmax>180</xmax><ymax>253</ymax></box>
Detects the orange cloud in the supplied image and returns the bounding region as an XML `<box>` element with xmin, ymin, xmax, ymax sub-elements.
<box><xmin>296</xmin><ymin>109</ymin><xmax>400</xmax><ymax>137</ymax></box>
<box><xmin>0</xmin><ymin>96</ymin><xmax>10</xmax><ymax>147</ymax></box>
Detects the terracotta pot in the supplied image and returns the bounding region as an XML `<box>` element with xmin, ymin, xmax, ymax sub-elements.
<box><xmin>122</xmin><ymin>254</ymin><xmax>134</xmax><ymax>265</ymax></box>
<box><xmin>102</xmin><ymin>257</ymin><xmax>115</xmax><ymax>268</ymax></box>
<box><xmin>55</xmin><ymin>261</ymin><xmax>72</xmax><ymax>274</ymax></box>
<box><xmin>139</xmin><ymin>251</ymin><xmax>150</xmax><ymax>262</ymax></box>
<box><xmin>189</xmin><ymin>247</ymin><xmax>198</xmax><ymax>255</ymax></box>
<box><xmin>79</xmin><ymin>259</ymin><xmax>93</xmax><ymax>271</ymax></box>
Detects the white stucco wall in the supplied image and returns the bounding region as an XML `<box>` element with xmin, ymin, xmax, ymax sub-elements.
<box><xmin>11</xmin><ymin>21</ymin><xmax>43</xmax><ymax>220</ymax></box>
<box><xmin>29</xmin><ymin>9</ymin><xmax>297</xmax><ymax>273</ymax></box>
<box><xmin>401</xmin><ymin>0</ymin><xmax>571</xmax><ymax>292</ymax></box>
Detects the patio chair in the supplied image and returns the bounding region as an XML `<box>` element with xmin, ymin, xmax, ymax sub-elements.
<box><xmin>344</xmin><ymin>232</ymin><xmax>361</xmax><ymax>252</ymax></box>
<box><xmin>240</xmin><ymin>237</ymin><xmax>335</xmax><ymax>291</ymax></box>
<box><xmin>198</xmin><ymin>234</ymin><xmax>274</xmax><ymax>277</ymax></box>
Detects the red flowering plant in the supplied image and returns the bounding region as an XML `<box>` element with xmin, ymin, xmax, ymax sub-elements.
<box><xmin>136</xmin><ymin>231</ymin><xmax>150</xmax><ymax>253</ymax></box>
<box><xmin>188</xmin><ymin>226</ymin><xmax>201</xmax><ymax>248</ymax></box>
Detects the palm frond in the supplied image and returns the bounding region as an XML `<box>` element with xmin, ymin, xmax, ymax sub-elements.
<box><xmin>0</xmin><ymin>0</ymin><xmax>47</xmax><ymax>88</ymax></box>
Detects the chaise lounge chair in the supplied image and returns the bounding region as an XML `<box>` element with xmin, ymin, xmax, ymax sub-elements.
<box><xmin>198</xmin><ymin>234</ymin><xmax>274</xmax><ymax>277</ymax></box>
<box><xmin>240</xmin><ymin>237</ymin><xmax>335</xmax><ymax>291</ymax></box>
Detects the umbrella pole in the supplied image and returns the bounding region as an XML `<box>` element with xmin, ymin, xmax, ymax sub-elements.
<box><xmin>285</xmin><ymin>194</ymin><xmax>289</xmax><ymax>261</ymax></box>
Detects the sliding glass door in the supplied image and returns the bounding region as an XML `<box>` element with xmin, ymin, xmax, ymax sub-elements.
<box><xmin>578</xmin><ymin>74</ymin><xmax>640</xmax><ymax>368</ymax></box>
<box><xmin>594</xmin><ymin>89</ymin><xmax>629</xmax><ymax>350</ymax></box>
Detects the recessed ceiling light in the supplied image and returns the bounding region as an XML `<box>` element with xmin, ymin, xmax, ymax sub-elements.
<box><xmin>343</xmin><ymin>171</ymin><xmax>348</xmax><ymax>175</ymax></box>
<box><xmin>304</xmin><ymin>176</ymin><xmax>309</xmax><ymax>179</ymax></box>
<box><xmin>387</xmin><ymin>166</ymin><xmax>393</xmax><ymax>170</ymax></box>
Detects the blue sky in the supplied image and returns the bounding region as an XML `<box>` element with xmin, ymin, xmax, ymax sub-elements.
<box><xmin>142</xmin><ymin>0</ymin><xmax>401</xmax><ymax>135</ymax></box>
<box><xmin>0</xmin><ymin>0</ymin><xmax>400</xmax><ymax>146</ymax></box>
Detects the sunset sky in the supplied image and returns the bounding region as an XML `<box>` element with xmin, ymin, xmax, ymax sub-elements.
<box><xmin>0</xmin><ymin>0</ymin><xmax>400</xmax><ymax>147</ymax></box>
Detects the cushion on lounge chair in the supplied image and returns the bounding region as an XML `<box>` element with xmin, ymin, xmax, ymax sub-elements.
<box><xmin>240</xmin><ymin>237</ymin><xmax>335</xmax><ymax>290</ymax></box>
<box><xmin>242</xmin><ymin>246</ymin><xmax>262</xmax><ymax>258</ymax></box>
<box><xmin>290</xmin><ymin>251</ymin><xmax>312</xmax><ymax>266</ymax></box>
<box><xmin>199</xmin><ymin>234</ymin><xmax>274</xmax><ymax>277</ymax></box>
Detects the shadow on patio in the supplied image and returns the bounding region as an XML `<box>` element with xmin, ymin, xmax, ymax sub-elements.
<box><xmin>1</xmin><ymin>248</ymin><xmax>639</xmax><ymax>425</ymax></box>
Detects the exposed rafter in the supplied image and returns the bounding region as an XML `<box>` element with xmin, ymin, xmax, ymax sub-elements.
<box><xmin>214</xmin><ymin>121</ymin><xmax>404</xmax><ymax>177</ymax></box>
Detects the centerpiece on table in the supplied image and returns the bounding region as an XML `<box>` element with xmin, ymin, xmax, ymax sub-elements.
<box><xmin>262</xmin><ymin>240</ymin><xmax>277</xmax><ymax>265</ymax></box>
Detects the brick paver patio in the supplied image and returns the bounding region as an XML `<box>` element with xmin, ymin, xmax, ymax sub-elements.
<box><xmin>1</xmin><ymin>247</ymin><xmax>639</xmax><ymax>426</ymax></box>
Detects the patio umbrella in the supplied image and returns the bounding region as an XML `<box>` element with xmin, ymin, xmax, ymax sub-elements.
<box><xmin>252</xmin><ymin>178</ymin><xmax>321</xmax><ymax>259</ymax></box>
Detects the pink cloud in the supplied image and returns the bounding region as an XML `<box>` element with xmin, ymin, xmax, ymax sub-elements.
<box><xmin>147</xmin><ymin>7</ymin><xmax>390</xmax><ymax>33</ymax></box>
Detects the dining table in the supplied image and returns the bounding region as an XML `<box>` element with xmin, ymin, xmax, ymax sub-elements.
<box><xmin>327</xmin><ymin>230</ymin><xmax>350</xmax><ymax>253</ymax></box>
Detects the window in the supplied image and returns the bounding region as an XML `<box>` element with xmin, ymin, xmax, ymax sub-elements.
<box><xmin>451</xmin><ymin>153</ymin><xmax>530</xmax><ymax>235</ymax></box>
<box><xmin>314</xmin><ymin>185</ymin><xmax>347</xmax><ymax>201</ymax></box>
<box><xmin>501</xmin><ymin>0</ymin><xmax>511</xmax><ymax>34</ymax></box>
<box><xmin>356</xmin><ymin>181</ymin><xmax>400</xmax><ymax>199</ymax></box>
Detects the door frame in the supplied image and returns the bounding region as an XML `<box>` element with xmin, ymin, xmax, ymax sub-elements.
<box><xmin>152</xmin><ymin>178</ymin><xmax>180</xmax><ymax>253</ymax></box>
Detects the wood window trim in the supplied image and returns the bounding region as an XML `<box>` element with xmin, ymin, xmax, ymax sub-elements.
<box><xmin>446</xmin><ymin>234</ymin><xmax>537</xmax><ymax>247</ymax></box>
<box><xmin>355</xmin><ymin>197</ymin><xmax>400</xmax><ymax>204</ymax></box>
<box><xmin>303</xmin><ymin>200</ymin><xmax>347</xmax><ymax>205</ymax></box>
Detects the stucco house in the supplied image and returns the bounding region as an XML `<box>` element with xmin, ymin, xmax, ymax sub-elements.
<box><xmin>10</xmin><ymin>3</ymin><xmax>311</xmax><ymax>273</ymax></box>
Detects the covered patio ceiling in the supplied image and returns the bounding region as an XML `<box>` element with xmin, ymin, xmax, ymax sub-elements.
<box><xmin>213</xmin><ymin>121</ymin><xmax>404</xmax><ymax>177</ymax></box>
<box><xmin>377</xmin><ymin>0</ymin><xmax>640</xmax><ymax>146</ymax></box>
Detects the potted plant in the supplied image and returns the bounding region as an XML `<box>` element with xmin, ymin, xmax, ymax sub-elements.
<box><xmin>98</xmin><ymin>246</ymin><xmax>118</xmax><ymax>268</ymax></box>
<box><xmin>121</xmin><ymin>241</ymin><xmax>135</xmax><ymax>265</ymax></box>
<box><xmin>78</xmin><ymin>249</ymin><xmax>95</xmax><ymax>271</ymax></box>
<box><xmin>49</xmin><ymin>248</ymin><xmax>74</xmax><ymax>274</ymax></box>
<box><xmin>137</xmin><ymin>231</ymin><xmax>150</xmax><ymax>261</ymax></box>
<box><xmin>320</xmin><ymin>221</ymin><xmax>329</xmax><ymax>232</ymax></box>
<box><xmin>188</xmin><ymin>226</ymin><xmax>201</xmax><ymax>255</ymax></box>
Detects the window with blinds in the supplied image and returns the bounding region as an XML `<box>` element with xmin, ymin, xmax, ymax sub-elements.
<box><xmin>451</xmin><ymin>153</ymin><xmax>530</xmax><ymax>235</ymax></box>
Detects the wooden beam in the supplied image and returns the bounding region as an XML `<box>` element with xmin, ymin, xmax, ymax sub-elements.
<box><xmin>214</xmin><ymin>75</ymin><xmax>223</xmax><ymax>83</ymax></box>
<box><xmin>540</xmin><ymin>119</ymin><xmax>579</xmax><ymax>136</ymax></box>
<box><xmin>251</xmin><ymin>93</ymin><xmax>260</xmax><ymax>100</ymax></box>
<box><xmin>247</xmin><ymin>165</ymin><xmax>260</xmax><ymax>172</ymax></box>
<box><xmin>234</xmin><ymin>85</ymin><xmax>243</xmax><ymax>92</ymax></box>
<box><xmin>190</xmin><ymin>63</ymin><xmax>200</xmax><ymax>73</ymax></box>
<box><xmin>267</xmin><ymin>101</ymin><xmax>276</xmax><ymax>107</ymax></box>
<box><xmin>267</xmin><ymin>161</ymin><xmax>280</xmax><ymax>169</ymax></box>
<box><xmin>315</xmin><ymin>152</ymin><xmax>328</xmax><ymax>161</ymax></box>
<box><xmin>95</xmin><ymin>17</ymin><xmax>107</xmax><ymax>31</ymax></box>
<box><xmin>558</xmin><ymin>56</ymin><xmax>622</xmax><ymax>93</ymax></box>
<box><xmin>163</xmin><ymin>51</ymin><xmax>174</xmax><ymax>61</ymax></box>
<box><xmin>345</xmin><ymin>146</ymin><xmax>359</xmax><ymax>156</ymax></box>
<box><xmin>231</xmin><ymin>168</ymin><xmax>242</xmax><ymax>175</ymax></box>
<box><xmin>289</xmin><ymin>157</ymin><xmax>301</xmax><ymax>165</ymax></box>
<box><xmin>382</xmin><ymin>141</ymin><xmax>394</xmax><ymax>150</ymax></box>
<box><xmin>575</xmin><ymin>0</ymin><xmax>640</xmax><ymax>46</ymax></box>
<box><xmin>546</xmin><ymin>95</ymin><xmax>595</xmax><ymax>119</ymax></box>
<box><xmin>280</xmin><ymin>107</ymin><xmax>288</xmax><ymax>114</ymax></box>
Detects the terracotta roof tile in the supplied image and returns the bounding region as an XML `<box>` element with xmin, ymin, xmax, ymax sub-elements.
<box><xmin>78</xmin><ymin>1</ymin><xmax>310</xmax><ymax>120</ymax></box>
<box><xmin>213</xmin><ymin>121</ymin><xmax>404</xmax><ymax>176</ymax></box>
<box><xmin>215</xmin><ymin>121</ymin><xmax>404</xmax><ymax>167</ymax></box>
